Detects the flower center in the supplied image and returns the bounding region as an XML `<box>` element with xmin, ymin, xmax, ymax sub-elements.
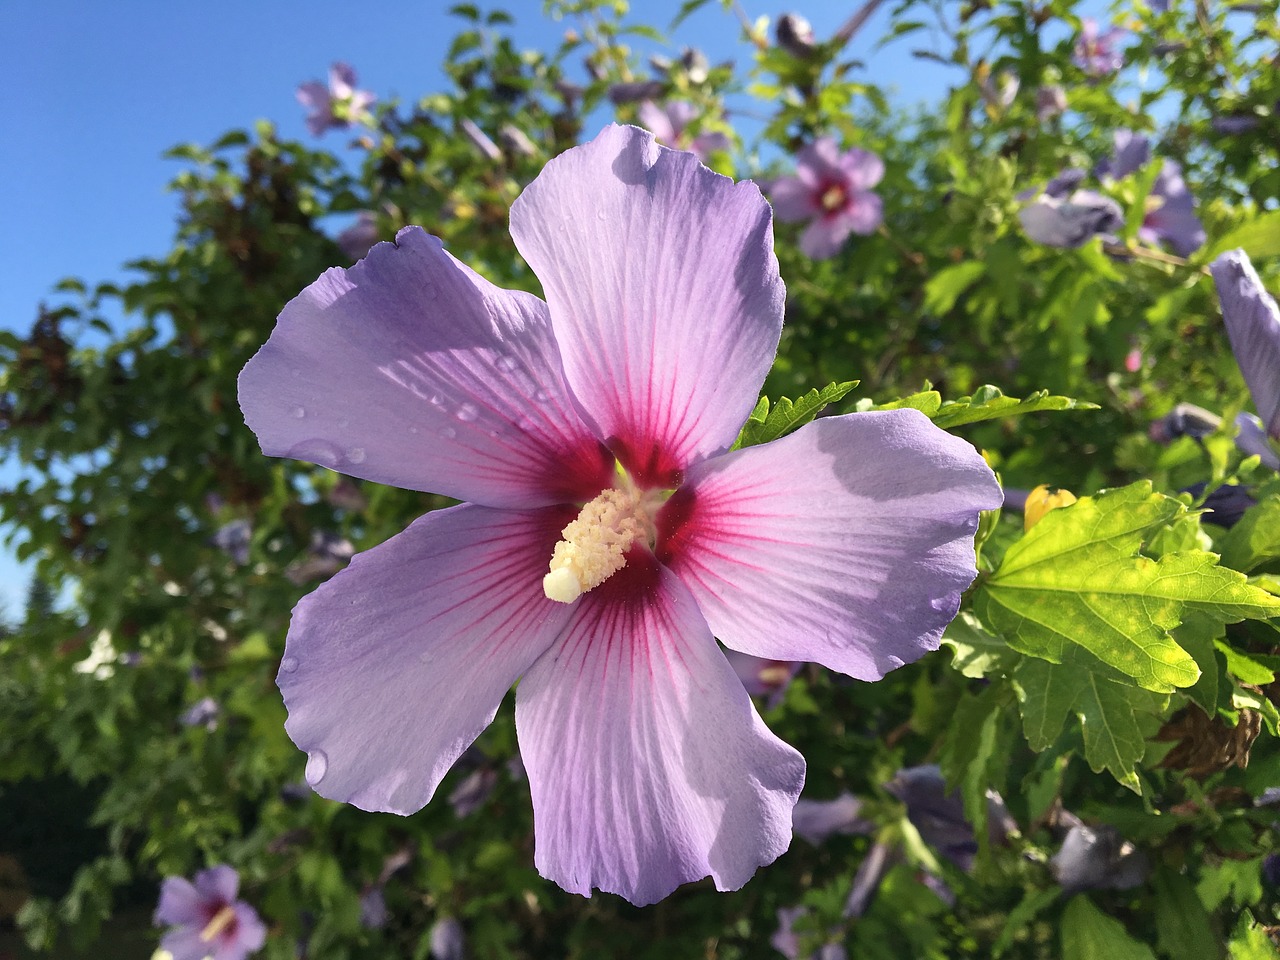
<box><xmin>200</xmin><ymin>905</ymin><xmax>237</xmax><ymax>942</ymax></box>
<box><xmin>543</xmin><ymin>483</ymin><xmax>659</xmax><ymax>603</ymax></box>
<box><xmin>820</xmin><ymin>184</ymin><xmax>847</xmax><ymax>212</ymax></box>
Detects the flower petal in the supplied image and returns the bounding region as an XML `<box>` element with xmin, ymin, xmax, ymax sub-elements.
<box><xmin>154</xmin><ymin>876</ymin><xmax>204</xmax><ymax>927</ymax></box>
<box><xmin>838</xmin><ymin>147</ymin><xmax>884</xmax><ymax>191</ymax></box>
<box><xmin>769</xmin><ymin>176</ymin><xmax>820</xmax><ymax>222</ymax></box>
<box><xmin>193</xmin><ymin>865</ymin><xmax>239</xmax><ymax>904</ymax></box>
<box><xmin>1213</xmin><ymin>249</ymin><xmax>1280</xmax><ymax>439</ymax></box>
<box><xmin>799</xmin><ymin>216</ymin><xmax>852</xmax><ymax>260</ymax></box>
<box><xmin>239</xmin><ymin>226</ymin><xmax>613</xmax><ymax>509</ymax></box>
<box><xmin>279</xmin><ymin>502</ymin><xmax>578</xmax><ymax>815</ymax></box>
<box><xmin>658</xmin><ymin>410</ymin><xmax>1002</xmax><ymax>680</ymax></box>
<box><xmin>839</xmin><ymin>191</ymin><xmax>884</xmax><ymax>236</ymax></box>
<box><xmin>161</xmin><ymin>927</ymin><xmax>214</xmax><ymax>960</ymax></box>
<box><xmin>510</xmin><ymin>124</ymin><xmax>785</xmax><ymax>485</ymax></box>
<box><xmin>515</xmin><ymin>554</ymin><xmax>805</xmax><ymax>905</ymax></box>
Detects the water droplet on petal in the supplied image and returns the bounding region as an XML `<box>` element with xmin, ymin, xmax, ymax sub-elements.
<box><xmin>347</xmin><ymin>447</ymin><xmax>367</xmax><ymax>464</ymax></box>
<box><xmin>495</xmin><ymin>355</ymin><xmax>519</xmax><ymax>372</ymax></box>
<box><xmin>440</xmin><ymin>426</ymin><xmax>457</xmax><ymax>439</ymax></box>
<box><xmin>286</xmin><ymin>439</ymin><xmax>343</xmax><ymax>469</ymax></box>
<box><xmin>305</xmin><ymin>750</ymin><xmax>328</xmax><ymax>785</ymax></box>
<box><xmin>596</xmin><ymin>208</ymin><xmax>608</xmax><ymax>220</ymax></box>
<box><xmin>455</xmin><ymin>403</ymin><xmax>479</xmax><ymax>422</ymax></box>
<box><xmin>930</xmin><ymin>595</ymin><xmax>956</xmax><ymax>613</ymax></box>
<box><xmin>338</xmin><ymin>417</ymin><xmax>350</xmax><ymax>429</ymax></box>
<box><xmin>408</xmin><ymin>425</ymin><xmax>420</xmax><ymax>435</ymax></box>
<box><xmin>291</xmin><ymin>406</ymin><xmax>306</xmax><ymax>419</ymax></box>
<box><xmin>534</xmin><ymin>389</ymin><xmax>550</xmax><ymax>402</ymax></box>
<box><xmin>279</xmin><ymin>656</ymin><xmax>298</xmax><ymax>674</ymax></box>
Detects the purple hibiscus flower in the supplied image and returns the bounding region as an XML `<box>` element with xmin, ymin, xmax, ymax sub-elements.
<box><xmin>154</xmin><ymin>865</ymin><xmax>266</xmax><ymax>960</ymax></box>
<box><xmin>636</xmin><ymin>100</ymin><xmax>731</xmax><ymax>163</ymax></box>
<box><xmin>296</xmin><ymin>63</ymin><xmax>375</xmax><ymax>137</ymax></box>
<box><xmin>1035</xmin><ymin>84</ymin><xmax>1067</xmax><ymax>122</ymax></box>
<box><xmin>1051</xmin><ymin>822</ymin><xmax>1148</xmax><ymax>893</ymax></box>
<box><xmin>1073</xmin><ymin>18</ymin><xmax>1126</xmax><ymax>76</ymax></box>
<box><xmin>237</xmin><ymin>124</ymin><xmax>1001</xmax><ymax>905</ymax></box>
<box><xmin>1138</xmin><ymin>162</ymin><xmax>1205</xmax><ymax>256</ymax></box>
<box><xmin>1213</xmin><ymin>249</ymin><xmax>1280</xmax><ymax>442</ymax></box>
<box><xmin>769</xmin><ymin>137</ymin><xmax>885</xmax><ymax>260</ymax></box>
<box><xmin>336</xmin><ymin>212</ymin><xmax>379</xmax><ymax>262</ymax></box>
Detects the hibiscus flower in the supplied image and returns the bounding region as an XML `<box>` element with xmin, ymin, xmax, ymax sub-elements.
<box><xmin>238</xmin><ymin>124</ymin><xmax>1001</xmax><ymax>905</ymax></box>
<box><xmin>154</xmin><ymin>865</ymin><xmax>266</xmax><ymax>960</ymax></box>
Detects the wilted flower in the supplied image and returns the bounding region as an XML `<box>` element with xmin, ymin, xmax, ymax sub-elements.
<box><xmin>1096</xmin><ymin>130</ymin><xmax>1150</xmax><ymax>181</ymax></box>
<box><xmin>1213</xmin><ymin>114</ymin><xmax>1261</xmax><ymax>135</ymax></box>
<box><xmin>1035</xmin><ymin>84</ymin><xmax>1067</xmax><ymax>121</ymax></box>
<box><xmin>180</xmin><ymin>696</ymin><xmax>221</xmax><ymax>731</ymax></box>
<box><xmin>791</xmin><ymin>792</ymin><xmax>871</xmax><ymax>845</ymax></box>
<box><xmin>770</xmin><ymin>138</ymin><xmax>885</xmax><ymax>259</ymax></box>
<box><xmin>1051</xmin><ymin>823</ymin><xmax>1149</xmax><ymax>893</ymax></box>
<box><xmin>429</xmin><ymin>917</ymin><xmax>465</xmax><ymax>960</ymax></box>
<box><xmin>637</xmin><ymin>100</ymin><xmax>731</xmax><ymax>162</ymax></box>
<box><xmin>498</xmin><ymin>123</ymin><xmax>539</xmax><ymax>158</ymax></box>
<box><xmin>1018</xmin><ymin>189</ymin><xmax>1123</xmax><ymax>248</ymax></box>
<box><xmin>238</xmin><ymin>124</ymin><xmax>1000</xmax><ymax>904</ymax></box>
<box><xmin>776</xmin><ymin>13</ymin><xmax>817</xmax><ymax>58</ymax></box>
<box><xmin>459</xmin><ymin>118</ymin><xmax>502</xmax><ymax>161</ymax></box>
<box><xmin>771</xmin><ymin>907</ymin><xmax>847</xmax><ymax>960</ymax></box>
<box><xmin>1148</xmin><ymin>402</ymin><xmax>1222</xmax><ymax>444</ymax></box>
<box><xmin>1073</xmin><ymin>18</ymin><xmax>1126</xmax><ymax>76</ymax></box>
<box><xmin>1213</xmin><ymin>249</ymin><xmax>1280</xmax><ymax>440</ymax></box>
<box><xmin>886</xmin><ymin>765</ymin><xmax>1014</xmax><ymax>872</ymax></box>
<box><xmin>336</xmin><ymin>213</ymin><xmax>379</xmax><ymax>262</ymax></box>
<box><xmin>154</xmin><ymin>865</ymin><xmax>266</xmax><ymax>960</ymax></box>
<box><xmin>607</xmin><ymin>80</ymin><xmax>666</xmax><ymax>104</ymax></box>
<box><xmin>211</xmin><ymin>518</ymin><xmax>251</xmax><ymax>565</ymax></box>
<box><xmin>284</xmin><ymin>531</ymin><xmax>354</xmax><ymax>585</ymax></box>
<box><xmin>296</xmin><ymin>63</ymin><xmax>375</xmax><ymax>137</ymax></box>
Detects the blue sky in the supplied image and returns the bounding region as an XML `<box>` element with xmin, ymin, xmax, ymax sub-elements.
<box><xmin>0</xmin><ymin>0</ymin><xmax>1088</xmax><ymax>617</ymax></box>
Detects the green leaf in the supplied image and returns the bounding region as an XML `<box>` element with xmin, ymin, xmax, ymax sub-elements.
<box><xmin>733</xmin><ymin>381</ymin><xmax>858</xmax><ymax>449</ymax></box>
<box><xmin>861</xmin><ymin>383</ymin><xmax>1096</xmax><ymax>429</ymax></box>
<box><xmin>942</xmin><ymin>611</ymin><xmax>1015</xmax><ymax>678</ymax></box>
<box><xmin>992</xmin><ymin>887</ymin><xmax>1060</xmax><ymax>958</ymax></box>
<box><xmin>1219</xmin><ymin>494</ymin><xmax>1280</xmax><ymax>572</ymax></box>
<box><xmin>923</xmin><ymin>261</ymin><xmax>986</xmax><ymax>315</ymax></box>
<box><xmin>1229</xmin><ymin>910</ymin><xmax>1280</xmax><ymax>960</ymax></box>
<box><xmin>930</xmin><ymin>385</ymin><xmax>1099</xmax><ymax>430</ymax></box>
<box><xmin>1152</xmin><ymin>868</ymin><xmax>1219</xmax><ymax>960</ymax></box>
<box><xmin>1014</xmin><ymin>654</ymin><xmax>1167</xmax><ymax>791</ymax></box>
<box><xmin>1061</xmin><ymin>895</ymin><xmax>1158</xmax><ymax>960</ymax></box>
<box><xmin>975</xmin><ymin>481</ymin><xmax>1280</xmax><ymax>693</ymax></box>
<box><xmin>1210</xmin><ymin>210</ymin><xmax>1280</xmax><ymax>261</ymax></box>
<box><xmin>1178</xmin><ymin>614</ymin><xmax>1225</xmax><ymax>714</ymax></box>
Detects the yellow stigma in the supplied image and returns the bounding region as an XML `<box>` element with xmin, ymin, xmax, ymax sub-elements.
<box><xmin>820</xmin><ymin>185</ymin><xmax>846</xmax><ymax>212</ymax></box>
<box><xmin>1024</xmin><ymin>484</ymin><xmax>1077</xmax><ymax>531</ymax></box>
<box><xmin>200</xmin><ymin>905</ymin><xmax>237</xmax><ymax>942</ymax></box>
<box><xmin>543</xmin><ymin>486</ymin><xmax>652</xmax><ymax>603</ymax></box>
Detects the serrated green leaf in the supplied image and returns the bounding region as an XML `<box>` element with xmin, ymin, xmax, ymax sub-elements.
<box><xmin>1229</xmin><ymin>909</ymin><xmax>1280</xmax><ymax>960</ymax></box>
<box><xmin>1217</xmin><ymin>640</ymin><xmax>1277</xmax><ymax>685</ymax></box>
<box><xmin>1013</xmin><ymin>654</ymin><xmax>1167</xmax><ymax>791</ymax></box>
<box><xmin>1062</xmin><ymin>896</ymin><xmax>1158</xmax><ymax>960</ymax></box>
<box><xmin>1177</xmin><ymin>614</ymin><xmax>1225</xmax><ymax>714</ymax></box>
<box><xmin>734</xmin><ymin>381</ymin><xmax>858</xmax><ymax>448</ymax></box>
<box><xmin>930</xmin><ymin>385</ymin><xmax>1099</xmax><ymax>430</ymax></box>
<box><xmin>976</xmin><ymin>481</ymin><xmax>1280</xmax><ymax>693</ymax></box>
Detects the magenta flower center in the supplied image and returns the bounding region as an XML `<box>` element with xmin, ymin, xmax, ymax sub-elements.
<box><xmin>819</xmin><ymin>184</ymin><xmax>848</xmax><ymax>213</ymax></box>
<box><xmin>200</xmin><ymin>903</ymin><xmax>238</xmax><ymax>943</ymax></box>
<box><xmin>543</xmin><ymin>474</ymin><xmax>666</xmax><ymax>603</ymax></box>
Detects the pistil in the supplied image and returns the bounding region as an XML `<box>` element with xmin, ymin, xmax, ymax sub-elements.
<box><xmin>543</xmin><ymin>485</ymin><xmax>657</xmax><ymax>603</ymax></box>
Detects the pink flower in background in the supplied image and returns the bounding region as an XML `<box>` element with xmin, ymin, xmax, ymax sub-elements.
<box><xmin>238</xmin><ymin>125</ymin><xmax>1000</xmax><ymax>904</ymax></box>
<box><xmin>154</xmin><ymin>865</ymin><xmax>266</xmax><ymax>960</ymax></box>
<box><xmin>637</xmin><ymin>100</ymin><xmax>731</xmax><ymax>162</ymax></box>
<box><xmin>1073</xmin><ymin>19</ymin><xmax>1126</xmax><ymax>76</ymax></box>
<box><xmin>296</xmin><ymin>62</ymin><xmax>375</xmax><ymax>137</ymax></box>
<box><xmin>769</xmin><ymin>138</ymin><xmax>885</xmax><ymax>260</ymax></box>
